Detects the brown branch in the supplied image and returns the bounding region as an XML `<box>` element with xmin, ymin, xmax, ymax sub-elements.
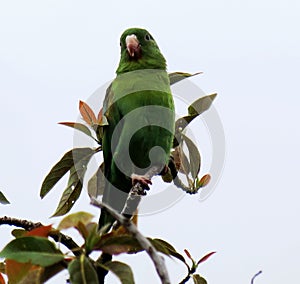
<box><xmin>90</xmin><ymin>197</ymin><xmax>171</xmax><ymax>284</ymax></box>
<box><xmin>0</xmin><ymin>216</ymin><xmax>82</xmax><ymax>256</ymax></box>
<box><xmin>251</xmin><ymin>270</ymin><xmax>262</xmax><ymax>284</ymax></box>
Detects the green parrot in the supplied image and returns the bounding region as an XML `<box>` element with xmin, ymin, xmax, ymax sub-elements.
<box><xmin>98</xmin><ymin>28</ymin><xmax>175</xmax><ymax>231</ymax></box>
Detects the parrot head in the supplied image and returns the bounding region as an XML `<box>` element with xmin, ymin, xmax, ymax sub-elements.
<box><xmin>116</xmin><ymin>28</ymin><xmax>167</xmax><ymax>74</ymax></box>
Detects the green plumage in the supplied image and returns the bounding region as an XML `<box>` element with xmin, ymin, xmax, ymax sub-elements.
<box><xmin>99</xmin><ymin>28</ymin><xmax>175</xmax><ymax>230</ymax></box>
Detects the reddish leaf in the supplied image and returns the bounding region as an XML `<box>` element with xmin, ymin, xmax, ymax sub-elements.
<box><xmin>6</xmin><ymin>259</ymin><xmax>36</xmax><ymax>284</ymax></box>
<box><xmin>197</xmin><ymin>174</ymin><xmax>211</xmax><ymax>188</ymax></box>
<box><xmin>0</xmin><ymin>273</ymin><xmax>5</xmax><ymax>284</ymax></box>
<box><xmin>79</xmin><ymin>101</ymin><xmax>97</xmax><ymax>126</ymax></box>
<box><xmin>197</xmin><ymin>251</ymin><xmax>216</xmax><ymax>265</ymax></box>
<box><xmin>97</xmin><ymin>108</ymin><xmax>103</xmax><ymax>124</ymax></box>
<box><xmin>26</xmin><ymin>225</ymin><xmax>52</xmax><ymax>237</ymax></box>
<box><xmin>184</xmin><ymin>249</ymin><xmax>192</xmax><ymax>260</ymax></box>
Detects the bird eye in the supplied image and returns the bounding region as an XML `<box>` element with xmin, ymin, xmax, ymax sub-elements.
<box><xmin>145</xmin><ymin>34</ymin><xmax>151</xmax><ymax>41</ymax></box>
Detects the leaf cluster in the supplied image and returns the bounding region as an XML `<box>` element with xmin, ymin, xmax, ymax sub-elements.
<box><xmin>0</xmin><ymin>212</ymin><xmax>215</xmax><ymax>283</ymax></box>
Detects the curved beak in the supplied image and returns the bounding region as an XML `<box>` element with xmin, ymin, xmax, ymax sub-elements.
<box><xmin>125</xmin><ymin>34</ymin><xmax>141</xmax><ymax>58</ymax></box>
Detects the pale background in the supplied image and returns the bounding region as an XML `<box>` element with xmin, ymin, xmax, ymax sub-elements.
<box><xmin>1</xmin><ymin>0</ymin><xmax>300</xmax><ymax>283</ymax></box>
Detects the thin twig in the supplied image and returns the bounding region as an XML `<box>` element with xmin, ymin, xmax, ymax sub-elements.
<box><xmin>91</xmin><ymin>197</ymin><xmax>171</xmax><ymax>284</ymax></box>
<box><xmin>0</xmin><ymin>216</ymin><xmax>82</xmax><ymax>256</ymax></box>
<box><xmin>251</xmin><ymin>270</ymin><xmax>262</xmax><ymax>284</ymax></box>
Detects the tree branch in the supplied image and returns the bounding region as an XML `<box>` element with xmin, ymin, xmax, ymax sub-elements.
<box><xmin>0</xmin><ymin>216</ymin><xmax>82</xmax><ymax>256</ymax></box>
<box><xmin>251</xmin><ymin>270</ymin><xmax>262</xmax><ymax>284</ymax></box>
<box><xmin>90</xmin><ymin>197</ymin><xmax>171</xmax><ymax>284</ymax></box>
<box><xmin>120</xmin><ymin>165</ymin><xmax>162</xmax><ymax>218</ymax></box>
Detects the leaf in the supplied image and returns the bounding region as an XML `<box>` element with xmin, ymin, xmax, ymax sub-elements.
<box><xmin>84</xmin><ymin>223</ymin><xmax>102</xmax><ymax>254</ymax></box>
<box><xmin>169</xmin><ymin>72</ymin><xmax>202</xmax><ymax>85</ymax></box>
<box><xmin>184</xmin><ymin>249</ymin><xmax>192</xmax><ymax>260</ymax></box>
<box><xmin>11</xmin><ymin>229</ymin><xmax>27</xmax><ymax>238</ymax></box>
<box><xmin>197</xmin><ymin>251</ymin><xmax>216</xmax><ymax>265</ymax></box>
<box><xmin>192</xmin><ymin>274</ymin><xmax>207</xmax><ymax>284</ymax></box>
<box><xmin>173</xmin><ymin>93</ymin><xmax>217</xmax><ymax>148</ymax></box>
<box><xmin>0</xmin><ymin>191</ymin><xmax>10</xmax><ymax>205</ymax></box>
<box><xmin>26</xmin><ymin>225</ymin><xmax>52</xmax><ymax>238</ymax></box>
<box><xmin>0</xmin><ymin>236</ymin><xmax>64</xmax><ymax>267</ymax></box>
<box><xmin>96</xmin><ymin>108</ymin><xmax>109</xmax><ymax>126</ymax></box>
<box><xmin>0</xmin><ymin>262</ymin><xmax>5</xmax><ymax>273</ymax></box>
<box><xmin>59</xmin><ymin>122</ymin><xmax>93</xmax><ymax>139</ymax></box>
<box><xmin>101</xmin><ymin>261</ymin><xmax>134</xmax><ymax>284</ymax></box>
<box><xmin>161</xmin><ymin>166</ymin><xmax>173</xmax><ymax>183</ymax></box>
<box><xmin>173</xmin><ymin>116</ymin><xmax>197</xmax><ymax>147</ymax></box>
<box><xmin>172</xmin><ymin>145</ymin><xmax>190</xmax><ymax>174</ymax></box>
<box><xmin>51</xmin><ymin>148</ymin><xmax>96</xmax><ymax>217</ymax></box>
<box><xmin>57</xmin><ymin>212</ymin><xmax>94</xmax><ymax>231</ymax></box>
<box><xmin>150</xmin><ymin>239</ymin><xmax>186</xmax><ymax>263</ymax></box>
<box><xmin>40</xmin><ymin>147</ymin><xmax>95</xmax><ymax>199</ymax></box>
<box><xmin>68</xmin><ymin>254</ymin><xmax>99</xmax><ymax>284</ymax></box>
<box><xmin>188</xmin><ymin>93</ymin><xmax>217</xmax><ymax>116</ymax></box>
<box><xmin>182</xmin><ymin>135</ymin><xmax>201</xmax><ymax>179</ymax></box>
<box><xmin>0</xmin><ymin>273</ymin><xmax>4</xmax><ymax>284</ymax></box>
<box><xmin>6</xmin><ymin>260</ymin><xmax>43</xmax><ymax>284</ymax></box>
<box><xmin>88</xmin><ymin>163</ymin><xmax>105</xmax><ymax>198</ymax></box>
<box><xmin>79</xmin><ymin>100</ymin><xmax>97</xmax><ymax>126</ymax></box>
<box><xmin>196</xmin><ymin>174</ymin><xmax>211</xmax><ymax>188</ymax></box>
<box><xmin>95</xmin><ymin>235</ymin><xmax>141</xmax><ymax>255</ymax></box>
<box><xmin>17</xmin><ymin>267</ymin><xmax>43</xmax><ymax>284</ymax></box>
<box><xmin>6</xmin><ymin>260</ymin><xmax>33</xmax><ymax>284</ymax></box>
<box><xmin>51</xmin><ymin>169</ymin><xmax>83</xmax><ymax>217</ymax></box>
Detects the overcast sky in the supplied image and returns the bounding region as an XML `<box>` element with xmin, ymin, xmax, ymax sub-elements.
<box><xmin>1</xmin><ymin>0</ymin><xmax>300</xmax><ymax>283</ymax></box>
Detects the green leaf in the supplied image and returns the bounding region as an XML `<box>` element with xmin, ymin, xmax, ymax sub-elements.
<box><xmin>188</xmin><ymin>93</ymin><xmax>217</xmax><ymax>116</ymax></box>
<box><xmin>84</xmin><ymin>223</ymin><xmax>102</xmax><ymax>254</ymax></box>
<box><xmin>150</xmin><ymin>239</ymin><xmax>186</xmax><ymax>263</ymax></box>
<box><xmin>68</xmin><ymin>254</ymin><xmax>99</xmax><ymax>284</ymax></box>
<box><xmin>57</xmin><ymin>211</ymin><xmax>94</xmax><ymax>231</ymax></box>
<box><xmin>51</xmin><ymin>168</ymin><xmax>83</xmax><ymax>217</ymax></box>
<box><xmin>51</xmin><ymin>148</ymin><xmax>96</xmax><ymax>217</ymax></box>
<box><xmin>0</xmin><ymin>262</ymin><xmax>5</xmax><ymax>273</ymax></box>
<box><xmin>0</xmin><ymin>191</ymin><xmax>10</xmax><ymax>205</ymax></box>
<box><xmin>88</xmin><ymin>163</ymin><xmax>105</xmax><ymax>198</ymax></box>
<box><xmin>182</xmin><ymin>135</ymin><xmax>201</xmax><ymax>180</ymax></box>
<box><xmin>169</xmin><ymin>72</ymin><xmax>202</xmax><ymax>85</ymax></box>
<box><xmin>173</xmin><ymin>93</ymin><xmax>217</xmax><ymax>148</ymax></box>
<box><xmin>192</xmin><ymin>274</ymin><xmax>207</xmax><ymax>284</ymax></box>
<box><xmin>0</xmin><ymin>236</ymin><xmax>64</xmax><ymax>267</ymax></box>
<box><xmin>11</xmin><ymin>229</ymin><xmax>28</xmax><ymax>238</ymax></box>
<box><xmin>95</xmin><ymin>235</ymin><xmax>141</xmax><ymax>255</ymax></box>
<box><xmin>100</xmin><ymin>261</ymin><xmax>134</xmax><ymax>284</ymax></box>
<box><xmin>59</xmin><ymin>122</ymin><xmax>94</xmax><ymax>139</ymax></box>
<box><xmin>40</xmin><ymin>148</ymin><xmax>95</xmax><ymax>198</ymax></box>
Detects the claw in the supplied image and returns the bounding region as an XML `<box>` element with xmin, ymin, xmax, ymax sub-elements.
<box><xmin>131</xmin><ymin>173</ymin><xmax>152</xmax><ymax>190</ymax></box>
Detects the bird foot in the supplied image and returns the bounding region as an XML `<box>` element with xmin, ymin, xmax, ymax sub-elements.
<box><xmin>131</xmin><ymin>173</ymin><xmax>152</xmax><ymax>190</ymax></box>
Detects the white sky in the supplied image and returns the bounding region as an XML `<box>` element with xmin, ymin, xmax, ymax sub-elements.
<box><xmin>1</xmin><ymin>0</ymin><xmax>300</xmax><ymax>283</ymax></box>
